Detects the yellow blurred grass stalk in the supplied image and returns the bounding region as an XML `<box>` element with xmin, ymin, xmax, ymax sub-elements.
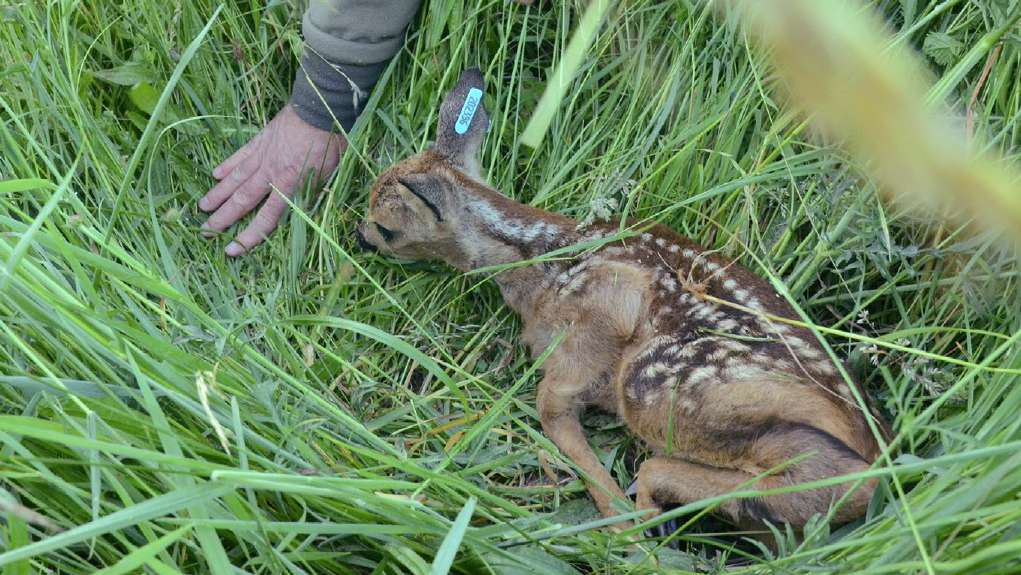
<box><xmin>729</xmin><ymin>0</ymin><xmax>1021</xmax><ymax>246</ymax></box>
<box><xmin>520</xmin><ymin>0</ymin><xmax>611</xmax><ymax>148</ymax></box>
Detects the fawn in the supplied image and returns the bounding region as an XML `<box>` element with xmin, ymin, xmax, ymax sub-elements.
<box><xmin>357</xmin><ymin>68</ymin><xmax>890</xmax><ymax>534</ymax></box>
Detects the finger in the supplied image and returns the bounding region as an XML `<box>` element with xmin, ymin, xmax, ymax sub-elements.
<box><xmin>225</xmin><ymin>188</ymin><xmax>291</xmax><ymax>257</ymax></box>
<box><xmin>201</xmin><ymin>172</ymin><xmax>269</xmax><ymax>235</ymax></box>
<box><xmin>212</xmin><ymin>135</ymin><xmax>259</xmax><ymax>180</ymax></box>
<box><xmin>199</xmin><ymin>155</ymin><xmax>258</xmax><ymax>212</ymax></box>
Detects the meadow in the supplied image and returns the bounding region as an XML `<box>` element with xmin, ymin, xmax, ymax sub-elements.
<box><xmin>2</xmin><ymin>0</ymin><xmax>1021</xmax><ymax>573</ymax></box>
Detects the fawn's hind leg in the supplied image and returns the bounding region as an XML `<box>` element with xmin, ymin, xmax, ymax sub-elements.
<box><xmin>634</xmin><ymin>454</ymin><xmax>873</xmax><ymax>531</ymax></box>
<box><xmin>634</xmin><ymin>458</ymin><xmax>752</xmax><ymax>526</ymax></box>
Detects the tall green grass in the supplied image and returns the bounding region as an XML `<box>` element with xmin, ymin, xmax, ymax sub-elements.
<box><xmin>1</xmin><ymin>0</ymin><xmax>1020</xmax><ymax>573</ymax></box>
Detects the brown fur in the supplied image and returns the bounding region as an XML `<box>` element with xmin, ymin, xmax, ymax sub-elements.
<box><xmin>357</xmin><ymin>69</ymin><xmax>890</xmax><ymax>535</ymax></box>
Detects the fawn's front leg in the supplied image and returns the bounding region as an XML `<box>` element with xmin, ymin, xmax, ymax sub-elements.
<box><xmin>537</xmin><ymin>376</ymin><xmax>631</xmax><ymax>527</ymax></box>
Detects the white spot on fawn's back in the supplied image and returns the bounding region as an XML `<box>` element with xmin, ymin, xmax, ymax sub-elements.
<box><xmin>643</xmin><ymin>363</ymin><xmax>672</xmax><ymax>378</ymax></box>
<box><xmin>686</xmin><ymin>366</ymin><xmax>718</xmax><ymax>385</ymax></box>
<box><xmin>814</xmin><ymin>360</ymin><xmax>837</xmax><ymax>375</ymax></box>
<box><xmin>718</xmin><ymin>318</ymin><xmax>738</xmax><ymax>330</ymax></box>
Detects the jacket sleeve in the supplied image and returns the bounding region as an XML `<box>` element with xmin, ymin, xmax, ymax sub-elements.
<box><xmin>289</xmin><ymin>0</ymin><xmax>422</xmax><ymax>132</ymax></box>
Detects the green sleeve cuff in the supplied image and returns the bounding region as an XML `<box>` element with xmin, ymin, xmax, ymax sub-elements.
<box><xmin>289</xmin><ymin>52</ymin><xmax>387</xmax><ymax>132</ymax></box>
<box><xmin>289</xmin><ymin>0</ymin><xmax>422</xmax><ymax>131</ymax></box>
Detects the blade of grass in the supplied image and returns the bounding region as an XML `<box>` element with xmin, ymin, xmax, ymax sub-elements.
<box><xmin>429</xmin><ymin>496</ymin><xmax>477</xmax><ymax>575</ymax></box>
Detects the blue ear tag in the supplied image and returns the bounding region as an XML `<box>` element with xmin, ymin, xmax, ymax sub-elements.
<box><xmin>454</xmin><ymin>87</ymin><xmax>483</xmax><ymax>135</ymax></box>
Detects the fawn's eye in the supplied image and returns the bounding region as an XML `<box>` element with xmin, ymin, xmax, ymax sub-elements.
<box><xmin>375</xmin><ymin>223</ymin><xmax>395</xmax><ymax>242</ymax></box>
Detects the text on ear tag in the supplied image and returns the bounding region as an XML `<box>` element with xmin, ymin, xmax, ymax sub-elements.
<box><xmin>455</xmin><ymin>87</ymin><xmax>483</xmax><ymax>135</ymax></box>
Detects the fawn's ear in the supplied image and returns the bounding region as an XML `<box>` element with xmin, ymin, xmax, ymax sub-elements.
<box><xmin>434</xmin><ymin>67</ymin><xmax>489</xmax><ymax>177</ymax></box>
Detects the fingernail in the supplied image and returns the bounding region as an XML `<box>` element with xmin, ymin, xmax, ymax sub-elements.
<box><xmin>225</xmin><ymin>241</ymin><xmax>245</xmax><ymax>257</ymax></box>
<box><xmin>198</xmin><ymin>197</ymin><xmax>209</xmax><ymax>210</ymax></box>
<box><xmin>212</xmin><ymin>166</ymin><xmax>223</xmax><ymax>179</ymax></box>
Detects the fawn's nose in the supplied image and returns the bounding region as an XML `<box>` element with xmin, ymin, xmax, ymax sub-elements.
<box><xmin>355</xmin><ymin>226</ymin><xmax>377</xmax><ymax>252</ymax></box>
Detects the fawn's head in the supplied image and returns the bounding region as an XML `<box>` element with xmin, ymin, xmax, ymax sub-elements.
<box><xmin>357</xmin><ymin>69</ymin><xmax>557</xmax><ymax>270</ymax></box>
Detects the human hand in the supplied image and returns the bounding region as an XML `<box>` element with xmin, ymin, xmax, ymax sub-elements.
<box><xmin>199</xmin><ymin>104</ymin><xmax>345</xmax><ymax>256</ymax></box>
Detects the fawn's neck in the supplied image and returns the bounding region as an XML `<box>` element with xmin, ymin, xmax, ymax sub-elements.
<box><xmin>456</xmin><ymin>186</ymin><xmax>580</xmax><ymax>313</ymax></box>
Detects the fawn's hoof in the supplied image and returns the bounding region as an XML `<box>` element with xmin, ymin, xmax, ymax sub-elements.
<box><xmin>627</xmin><ymin>479</ymin><xmax>680</xmax><ymax>539</ymax></box>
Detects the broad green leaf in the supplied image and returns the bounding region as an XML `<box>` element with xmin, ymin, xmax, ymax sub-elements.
<box><xmin>0</xmin><ymin>178</ymin><xmax>53</xmax><ymax>195</ymax></box>
<box><xmin>93</xmin><ymin>62</ymin><xmax>156</xmax><ymax>87</ymax></box>
<box><xmin>923</xmin><ymin>31</ymin><xmax>963</xmax><ymax>66</ymax></box>
<box><xmin>128</xmin><ymin>82</ymin><xmax>162</xmax><ymax>116</ymax></box>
